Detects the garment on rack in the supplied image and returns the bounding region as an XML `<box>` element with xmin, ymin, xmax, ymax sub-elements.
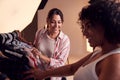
<box><xmin>0</xmin><ymin>30</ymin><xmax>36</xmax><ymax>80</ymax></box>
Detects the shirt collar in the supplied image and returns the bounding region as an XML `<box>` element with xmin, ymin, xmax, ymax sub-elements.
<box><xmin>57</xmin><ymin>30</ymin><xmax>64</xmax><ymax>40</ymax></box>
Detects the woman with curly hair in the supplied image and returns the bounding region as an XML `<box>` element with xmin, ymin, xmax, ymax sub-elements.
<box><xmin>24</xmin><ymin>0</ymin><xmax>120</xmax><ymax>80</ymax></box>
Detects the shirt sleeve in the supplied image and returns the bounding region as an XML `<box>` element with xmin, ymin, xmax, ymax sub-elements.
<box><xmin>49</xmin><ymin>35</ymin><xmax>70</xmax><ymax>68</ymax></box>
<box><xmin>33</xmin><ymin>28</ymin><xmax>45</xmax><ymax>47</ymax></box>
<box><xmin>33</xmin><ymin>29</ymin><xmax>40</xmax><ymax>46</ymax></box>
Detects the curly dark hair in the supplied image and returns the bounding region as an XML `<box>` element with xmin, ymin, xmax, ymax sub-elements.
<box><xmin>89</xmin><ymin>0</ymin><xmax>119</xmax><ymax>4</ymax></box>
<box><xmin>79</xmin><ymin>0</ymin><xmax>120</xmax><ymax>44</ymax></box>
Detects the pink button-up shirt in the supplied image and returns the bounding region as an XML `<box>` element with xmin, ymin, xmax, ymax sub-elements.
<box><xmin>34</xmin><ymin>28</ymin><xmax>70</xmax><ymax>69</ymax></box>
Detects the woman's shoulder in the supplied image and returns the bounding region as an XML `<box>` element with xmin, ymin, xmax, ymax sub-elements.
<box><xmin>36</xmin><ymin>27</ymin><xmax>47</xmax><ymax>35</ymax></box>
<box><xmin>109</xmin><ymin>47</ymin><xmax>120</xmax><ymax>54</ymax></box>
<box><xmin>101</xmin><ymin>48</ymin><xmax>120</xmax><ymax>66</ymax></box>
<box><xmin>60</xmin><ymin>31</ymin><xmax>70</xmax><ymax>39</ymax></box>
<box><xmin>99</xmin><ymin>52</ymin><xmax>120</xmax><ymax>80</ymax></box>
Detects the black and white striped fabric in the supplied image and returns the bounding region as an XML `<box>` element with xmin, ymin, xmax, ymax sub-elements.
<box><xmin>0</xmin><ymin>30</ymin><xmax>32</xmax><ymax>59</ymax></box>
<box><xmin>0</xmin><ymin>30</ymin><xmax>34</xmax><ymax>80</ymax></box>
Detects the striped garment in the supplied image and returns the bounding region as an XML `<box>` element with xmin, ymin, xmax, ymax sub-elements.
<box><xmin>0</xmin><ymin>30</ymin><xmax>36</xmax><ymax>80</ymax></box>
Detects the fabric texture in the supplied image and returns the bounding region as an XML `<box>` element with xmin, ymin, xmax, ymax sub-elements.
<box><xmin>74</xmin><ymin>48</ymin><xmax>120</xmax><ymax>80</ymax></box>
<box><xmin>0</xmin><ymin>30</ymin><xmax>35</xmax><ymax>80</ymax></box>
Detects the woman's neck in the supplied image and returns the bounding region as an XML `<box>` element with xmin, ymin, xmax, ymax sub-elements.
<box><xmin>101</xmin><ymin>43</ymin><xmax>119</xmax><ymax>54</ymax></box>
<box><xmin>47</xmin><ymin>30</ymin><xmax>60</xmax><ymax>39</ymax></box>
